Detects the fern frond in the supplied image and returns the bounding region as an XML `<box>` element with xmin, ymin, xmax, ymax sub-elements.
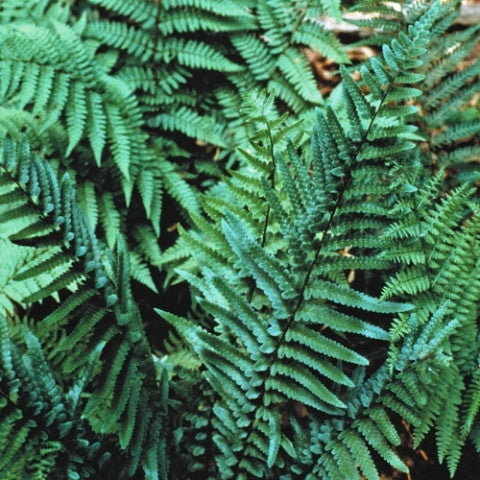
<box><xmin>276</xmin><ymin>48</ymin><xmax>323</xmax><ymax>104</ymax></box>
<box><xmin>0</xmin><ymin>315</ymin><xmax>111</xmax><ymax>478</ymax></box>
<box><xmin>293</xmin><ymin>21</ymin><xmax>349</xmax><ymax>64</ymax></box>
<box><xmin>159</xmin><ymin>5</ymin><xmax>444</xmax><ymax>477</ymax></box>
<box><xmin>0</xmin><ymin>136</ymin><xmax>169</xmax><ymax>478</ymax></box>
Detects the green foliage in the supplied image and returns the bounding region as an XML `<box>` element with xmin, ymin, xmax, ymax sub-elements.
<box><xmin>160</xmin><ymin>1</ymin><xmax>480</xmax><ymax>478</ymax></box>
<box><xmin>0</xmin><ymin>0</ymin><xmax>480</xmax><ymax>479</ymax></box>
<box><xmin>0</xmin><ymin>137</ymin><xmax>168</xmax><ymax>479</ymax></box>
<box><xmin>84</xmin><ymin>0</ymin><xmax>348</xmax><ymax>150</ymax></box>
<box><xmin>350</xmin><ymin>0</ymin><xmax>480</xmax><ymax>182</ymax></box>
<box><xmin>0</xmin><ymin>314</ymin><xmax>109</xmax><ymax>479</ymax></box>
<box><xmin>0</xmin><ymin>0</ymin><xmax>353</xmax><ymax>298</ymax></box>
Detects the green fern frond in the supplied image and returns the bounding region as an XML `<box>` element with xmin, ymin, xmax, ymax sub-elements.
<box><xmin>0</xmin><ymin>0</ymin><xmax>71</xmax><ymax>24</ymax></box>
<box><xmin>293</xmin><ymin>21</ymin><xmax>349</xmax><ymax>64</ymax></box>
<box><xmin>158</xmin><ymin>5</ymin><xmax>445</xmax><ymax>477</ymax></box>
<box><xmin>0</xmin><ymin>136</ymin><xmax>169</xmax><ymax>479</ymax></box>
<box><xmin>230</xmin><ymin>34</ymin><xmax>276</xmax><ymax>82</ymax></box>
<box><xmin>149</xmin><ymin>106</ymin><xmax>227</xmax><ymax>148</ymax></box>
<box><xmin>0</xmin><ymin>315</ymin><xmax>111</xmax><ymax>478</ymax></box>
<box><xmin>276</xmin><ymin>48</ymin><xmax>324</xmax><ymax>104</ymax></box>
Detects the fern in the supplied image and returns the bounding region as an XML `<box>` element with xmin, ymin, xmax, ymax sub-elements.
<box><xmin>0</xmin><ymin>9</ymin><xmax>167</xmax><ymax>294</ymax></box>
<box><xmin>0</xmin><ymin>315</ymin><xmax>111</xmax><ymax>479</ymax></box>
<box><xmin>1</xmin><ymin>0</ymin><xmax>480</xmax><ymax>478</ymax></box>
<box><xmin>0</xmin><ymin>0</ymin><xmax>71</xmax><ymax>23</ymax></box>
<box><xmin>0</xmin><ymin>0</ymin><xmax>352</xmax><ymax>295</ymax></box>
<box><xmin>0</xmin><ymin>21</ymin><xmax>148</xmax><ymax>171</ymax></box>
<box><xmin>0</xmin><ymin>136</ymin><xmax>168</xmax><ymax>479</ymax></box>
<box><xmin>349</xmin><ymin>0</ymin><xmax>480</xmax><ymax>183</ymax></box>
<box><xmin>85</xmin><ymin>0</ymin><xmax>348</xmax><ymax>152</ymax></box>
<box><xmin>157</xmin><ymin>5</ymin><xmax>457</xmax><ymax>478</ymax></box>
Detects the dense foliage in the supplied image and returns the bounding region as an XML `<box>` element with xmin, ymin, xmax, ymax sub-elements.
<box><xmin>0</xmin><ymin>0</ymin><xmax>479</xmax><ymax>479</ymax></box>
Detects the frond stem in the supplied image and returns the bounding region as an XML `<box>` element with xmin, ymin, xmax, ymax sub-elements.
<box><xmin>260</xmin><ymin>120</ymin><xmax>276</xmax><ymax>248</ymax></box>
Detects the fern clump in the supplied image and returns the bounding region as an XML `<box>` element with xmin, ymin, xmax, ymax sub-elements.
<box><xmin>0</xmin><ymin>0</ymin><xmax>354</xmax><ymax>297</ymax></box>
<box><xmin>0</xmin><ymin>137</ymin><xmax>168</xmax><ymax>479</ymax></box>
<box><xmin>0</xmin><ymin>0</ymin><xmax>479</xmax><ymax>479</ymax></box>
<box><xmin>160</xmin><ymin>3</ymin><xmax>480</xmax><ymax>478</ymax></box>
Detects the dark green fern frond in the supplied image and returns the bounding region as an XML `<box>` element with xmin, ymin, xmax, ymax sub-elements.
<box><xmin>0</xmin><ymin>315</ymin><xmax>113</xmax><ymax>479</ymax></box>
<box><xmin>0</xmin><ymin>136</ymin><xmax>169</xmax><ymax>479</ymax></box>
<box><xmin>157</xmin><ymin>5</ymin><xmax>444</xmax><ymax>477</ymax></box>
